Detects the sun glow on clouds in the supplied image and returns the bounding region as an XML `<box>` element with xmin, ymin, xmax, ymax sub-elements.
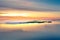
<box><xmin>1</xmin><ymin>13</ymin><xmax>29</xmax><ymax>17</ymax></box>
<box><xmin>0</xmin><ymin>10</ymin><xmax>60</xmax><ymax>32</ymax></box>
<box><xmin>0</xmin><ymin>11</ymin><xmax>60</xmax><ymax>18</ymax></box>
<box><xmin>0</xmin><ymin>10</ymin><xmax>60</xmax><ymax>21</ymax></box>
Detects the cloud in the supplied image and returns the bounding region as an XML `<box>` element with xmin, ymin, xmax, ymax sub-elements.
<box><xmin>0</xmin><ymin>0</ymin><xmax>60</xmax><ymax>11</ymax></box>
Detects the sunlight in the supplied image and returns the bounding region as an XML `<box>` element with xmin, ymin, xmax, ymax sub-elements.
<box><xmin>0</xmin><ymin>13</ymin><xmax>29</xmax><ymax>17</ymax></box>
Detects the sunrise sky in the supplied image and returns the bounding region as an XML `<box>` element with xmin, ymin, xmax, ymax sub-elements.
<box><xmin>0</xmin><ymin>0</ymin><xmax>60</xmax><ymax>32</ymax></box>
<box><xmin>0</xmin><ymin>1</ymin><xmax>60</xmax><ymax>40</ymax></box>
<box><xmin>0</xmin><ymin>0</ymin><xmax>60</xmax><ymax>22</ymax></box>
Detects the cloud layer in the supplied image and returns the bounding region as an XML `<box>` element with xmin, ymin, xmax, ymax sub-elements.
<box><xmin>0</xmin><ymin>0</ymin><xmax>60</xmax><ymax>11</ymax></box>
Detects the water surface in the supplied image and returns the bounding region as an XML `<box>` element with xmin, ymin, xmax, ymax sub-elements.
<box><xmin>0</xmin><ymin>21</ymin><xmax>60</xmax><ymax>40</ymax></box>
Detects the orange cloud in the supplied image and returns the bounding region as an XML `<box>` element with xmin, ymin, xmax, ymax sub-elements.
<box><xmin>0</xmin><ymin>9</ymin><xmax>60</xmax><ymax>22</ymax></box>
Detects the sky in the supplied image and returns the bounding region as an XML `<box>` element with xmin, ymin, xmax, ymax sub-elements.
<box><xmin>0</xmin><ymin>1</ymin><xmax>60</xmax><ymax>40</ymax></box>
<box><xmin>0</xmin><ymin>0</ymin><xmax>60</xmax><ymax>21</ymax></box>
<box><xmin>0</xmin><ymin>0</ymin><xmax>60</xmax><ymax>11</ymax></box>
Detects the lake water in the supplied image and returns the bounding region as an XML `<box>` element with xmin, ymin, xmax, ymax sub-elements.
<box><xmin>0</xmin><ymin>21</ymin><xmax>60</xmax><ymax>40</ymax></box>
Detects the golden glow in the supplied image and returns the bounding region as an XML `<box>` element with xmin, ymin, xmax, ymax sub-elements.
<box><xmin>0</xmin><ymin>21</ymin><xmax>60</xmax><ymax>31</ymax></box>
<box><xmin>0</xmin><ymin>9</ymin><xmax>60</xmax><ymax>18</ymax></box>
<box><xmin>0</xmin><ymin>23</ymin><xmax>48</xmax><ymax>31</ymax></box>
<box><xmin>0</xmin><ymin>9</ymin><xmax>60</xmax><ymax>31</ymax></box>
<box><xmin>1</xmin><ymin>13</ymin><xmax>29</xmax><ymax>17</ymax></box>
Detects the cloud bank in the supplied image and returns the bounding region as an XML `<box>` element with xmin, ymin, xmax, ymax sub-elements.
<box><xmin>0</xmin><ymin>0</ymin><xmax>60</xmax><ymax>11</ymax></box>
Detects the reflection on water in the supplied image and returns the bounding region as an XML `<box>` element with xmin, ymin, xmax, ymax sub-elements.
<box><xmin>0</xmin><ymin>21</ymin><xmax>60</xmax><ymax>31</ymax></box>
<box><xmin>0</xmin><ymin>21</ymin><xmax>60</xmax><ymax>40</ymax></box>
